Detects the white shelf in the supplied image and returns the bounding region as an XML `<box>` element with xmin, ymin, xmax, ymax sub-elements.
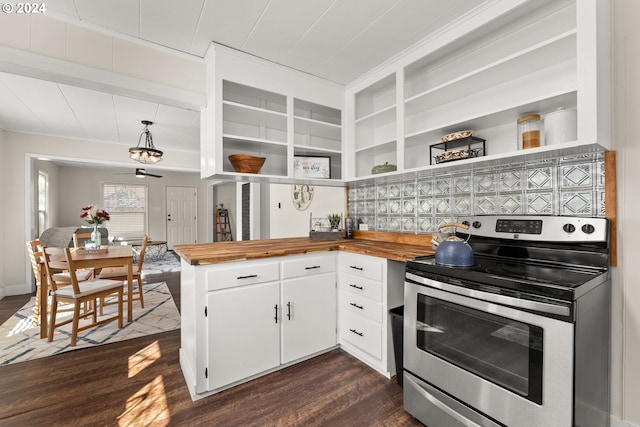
<box><xmin>404</xmin><ymin>1</ymin><xmax>576</xmax><ymax>100</ymax></box>
<box><xmin>404</xmin><ymin>32</ymin><xmax>577</xmax><ymax>114</ymax></box>
<box><xmin>223</xmin><ymin>102</ymin><xmax>288</xmax><ymax>143</ymax></box>
<box><xmin>342</xmin><ymin>0</ymin><xmax>610</xmax><ymax>181</ymax></box>
<box><xmin>223</xmin><ymin>80</ymin><xmax>286</xmax><ymax>113</ymax></box>
<box><xmin>294</xmin><ymin>117</ymin><xmax>341</xmax><ymax>149</ymax></box>
<box><xmin>294</xmin><ymin>98</ymin><xmax>341</xmax><ymax>125</ymax></box>
<box><xmin>355</xmin><ymin>73</ymin><xmax>396</xmax><ymax>120</ymax></box>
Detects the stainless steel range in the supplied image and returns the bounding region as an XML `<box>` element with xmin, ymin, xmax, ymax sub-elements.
<box><xmin>403</xmin><ymin>215</ymin><xmax>611</xmax><ymax>427</ymax></box>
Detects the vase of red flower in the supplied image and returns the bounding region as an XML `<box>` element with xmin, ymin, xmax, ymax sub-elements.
<box><xmin>80</xmin><ymin>205</ymin><xmax>110</xmax><ymax>246</ymax></box>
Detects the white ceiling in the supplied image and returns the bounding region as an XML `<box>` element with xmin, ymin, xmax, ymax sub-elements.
<box><xmin>0</xmin><ymin>0</ymin><xmax>486</xmax><ymax>166</ymax></box>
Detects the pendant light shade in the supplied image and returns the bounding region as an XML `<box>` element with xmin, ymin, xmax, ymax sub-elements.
<box><xmin>129</xmin><ymin>120</ymin><xmax>163</xmax><ymax>164</ymax></box>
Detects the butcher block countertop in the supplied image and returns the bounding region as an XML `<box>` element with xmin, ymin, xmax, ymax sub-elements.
<box><xmin>174</xmin><ymin>232</ymin><xmax>434</xmax><ymax>266</ymax></box>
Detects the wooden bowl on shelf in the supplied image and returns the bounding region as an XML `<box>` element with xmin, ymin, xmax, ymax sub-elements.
<box><xmin>228</xmin><ymin>154</ymin><xmax>266</xmax><ymax>174</ymax></box>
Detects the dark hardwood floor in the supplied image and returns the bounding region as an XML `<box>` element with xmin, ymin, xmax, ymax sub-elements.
<box><xmin>0</xmin><ymin>271</ymin><xmax>422</xmax><ymax>426</ymax></box>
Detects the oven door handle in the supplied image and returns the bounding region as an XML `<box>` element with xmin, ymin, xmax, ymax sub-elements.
<box><xmin>406</xmin><ymin>272</ymin><xmax>570</xmax><ymax>317</ymax></box>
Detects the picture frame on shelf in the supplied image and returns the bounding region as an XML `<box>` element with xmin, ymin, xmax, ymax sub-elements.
<box><xmin>293</xmin><ymin>155</ymin><xmax>331</xmax><ymax>179</ymax></box>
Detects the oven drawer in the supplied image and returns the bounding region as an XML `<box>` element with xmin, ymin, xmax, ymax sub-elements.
<box><xmin>339</xmin><ymin>291</ymin><xmax>382</xmax><ymax>323</ymax></box>
<box><xmin>339</xmin><ymin>309</ymin><xmax>382</xmax><ymax>359</ymax></box>
<box><xmin>339</xmin><ymin>253</ymin><xmax>383</xmax><ymax>282</ymax></box>
<box><xmin>404</xmin><ymin>371</ymin><xmax>503</xmax><ymax>427</ymax></box>
<box><xmin>338</xmin><ymin>273</ymin><xmax>382</xmax><ymax>302</ymax></box>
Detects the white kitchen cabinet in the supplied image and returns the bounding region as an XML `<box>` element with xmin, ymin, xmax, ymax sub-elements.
<box><xmin>202</xmin><ymin>44</ymin><xmax>344</xmax><ymax>185</ymax></box>
<box><xmin>337</xmin><ymin>252</ymin><xmax>404</xmax><ymax>377</ymax></box>
<box><xmin>281</xmin><ymin>273</ymin><xmax>336</xmax><ymax>364</ymax></box>
<box><xmin>180</xmin><ymin>253</ymin><xmax>338</xmax><ymax>400</ymax></box>
<box><xmin>206</xmin><ymin>281</ymin><xmax>280</xmax><ymax>390</ymax></box>
<box><xmin>345</xmin><ymin>0</ymin><xmax>610</xmax><ymax>180</ymax></box>
<box><xmin>281</xmin><ymin>253</ymin><xmax>337</xmax><ymax>364</ymax></box>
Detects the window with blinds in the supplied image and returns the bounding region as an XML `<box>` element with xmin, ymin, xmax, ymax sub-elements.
<box><xmin>102</xmin><ymin>183</ymin><xmax>147</xmax><ymax>239</ymax></box>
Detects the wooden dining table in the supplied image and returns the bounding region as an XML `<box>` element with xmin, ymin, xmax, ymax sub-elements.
<box><xmin>37</xmin><ymin>245</ymin><xmax>135</xmax><ymax>339</ymax></box>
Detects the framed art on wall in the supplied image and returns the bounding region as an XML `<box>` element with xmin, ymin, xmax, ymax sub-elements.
<box><xmin>293</xmin><ymin>155</ymin><xmax>331</xmax><ymax>179</ymax></box>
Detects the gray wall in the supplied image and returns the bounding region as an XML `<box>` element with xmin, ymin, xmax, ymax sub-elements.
<box><xmin>47</xmin><ymin>163</ymin><xmax>204</xmax><ymax>243</ymax></box>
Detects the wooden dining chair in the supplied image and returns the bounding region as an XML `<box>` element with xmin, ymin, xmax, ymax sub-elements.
<box><xmin>41</xmin><ymin>246</ymin><xmax>124</xmax><ymax>346</ymax></box>
<box><xmin>27</xmin><ymin>240</ymin><xmax>94</xmax><ymax>333</ymax></box>
<box><xmin>73</xmin><ymin>231</ymin><xmax>93</xmax><ymax>248</ymax></box>
<box><xmin>97</xmin><ymin>234</ymin><xmax>148</xmax><ymax>309</ymax></box>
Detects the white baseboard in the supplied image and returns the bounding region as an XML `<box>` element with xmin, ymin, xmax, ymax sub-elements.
<box><xmin>612</xmin><ymin>415</ymin><xmax>640</xmax><ymax>427</ymax></box>
<box><xmin>0</xmin><ymin>287</ymin><xmax>6</xmax><ymax>300</ymax></box>
<box><xmin>3</xmin><ymin>283</ymin><xmax>31</xmax><ymax>296</ymax></box>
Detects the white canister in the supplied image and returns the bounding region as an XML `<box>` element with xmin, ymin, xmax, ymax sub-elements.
<box><xmin>544</xmin><ymin>108</ymin><xmax>577</xmax><ymax>146</ymax></box>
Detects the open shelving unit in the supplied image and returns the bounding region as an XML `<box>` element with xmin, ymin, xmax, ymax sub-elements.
<box><xmin>294</xmin><ymin>98</ymin><xmax>343</xmax><ymax>180</ymax></box>
<box><xmin>201</xmin><ymin>45</ymin><xmax>344</xmax><ymax>185</ymax></box>
<box><xmin>346</xmin><ymin>0</ymin><xmax>609</xmax><ymax>180</ymax></box>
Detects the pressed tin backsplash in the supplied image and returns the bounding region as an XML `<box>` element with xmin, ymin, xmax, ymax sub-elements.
<box><xmin>347</xmin><ymin>152</ymin><xmax>606</xmax><ymax>233</ymax></box>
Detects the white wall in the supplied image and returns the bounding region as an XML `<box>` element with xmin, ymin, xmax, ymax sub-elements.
<box><xmin>613</xmin><ymin>1</ymin><xmax>640</xmax><ymax>424</ymax></box>
<box><xmin>269</xmin><ymin>184</ymin><xmax>345</xmax><ymax>238</ymax></box>
<box><xmin>0</xmin><ymin>130</ymin><xmax>5</xmax><ymax>298</ymax></box>
<box><xmin>213</xmin><ymin>182</ymin><xmax>238</xmax><ymax>241</ymax></box>
<box><xmin>1</xmin><ymin>130</ymin><xmax>200</xmax><ymax>293</ymax></box>
<box><xmin>54</xmin><ymin>164</ymin><xmax>202</xmax><ymax>241</ymax></box>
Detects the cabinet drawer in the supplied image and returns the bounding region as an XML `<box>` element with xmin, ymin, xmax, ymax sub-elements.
<box><xmin>282</xmin><ymin>254</ymin><xmax>336</xmax><ymax>279</ymax></box>
<box><xmin>206</xmin><ymin>261</ymin><xmax>280</xmax><ymax>291</ymax></box>
<box><xmin>339</xmin><ymin>309</ymin><xmax>382</xmax><ymax>360</ymax></box>
<box><xmin>339</xmin><ymin>291</ymin><xmax>382</xmax><ymax>323</ymax></box>
<box><xmin>339</xmin><ymin>273</ymin><xmax>382</xmax><ymax>302</ymax></box>
<box><xmin>340</xmin><ymin>253</ymin><xmax>383</xmax><ymax>281</ymax></box>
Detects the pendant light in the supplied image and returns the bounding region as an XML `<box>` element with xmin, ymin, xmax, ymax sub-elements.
<box><xmin>129</xmin><ymin>120</ymin><xmax>163</xmax><ymax>164</ymax></box>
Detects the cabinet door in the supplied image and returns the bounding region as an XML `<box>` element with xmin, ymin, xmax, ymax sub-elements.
<box><xmin>281</xmin><ymin>273</ymin><xmax>337</xmax><ymax>364</ymax></box>
<box><xmin>207</xmin><ymin>282</ymin><xmax>280</xmax><ymax>390</ymax></box>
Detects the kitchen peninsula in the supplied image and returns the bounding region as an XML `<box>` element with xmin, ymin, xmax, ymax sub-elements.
<box><xmin>174</xmin><ymin>234</ymin><xmax>433</xmax><ymax>401</ymax></box>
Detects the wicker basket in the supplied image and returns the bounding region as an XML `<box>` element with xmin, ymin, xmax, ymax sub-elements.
<box><xmin>228</xmin><ymin>154</ymin><xmax>266</xmax><ymax>174</ymax></box>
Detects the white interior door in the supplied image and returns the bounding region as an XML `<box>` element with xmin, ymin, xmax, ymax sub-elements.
<box><xmin>166</xmin><ymin>186</ymin><xmax>197</xmax><ymax>249</ymax></box>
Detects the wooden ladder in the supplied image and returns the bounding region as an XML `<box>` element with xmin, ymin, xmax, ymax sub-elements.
<box><xmin>215</xmin><ymin>208</ymin><xmax>232</xmax><ymax>242</ymax></box>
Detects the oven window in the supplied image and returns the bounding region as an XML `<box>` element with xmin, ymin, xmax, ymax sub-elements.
<box><xmin>417</xmin><ymin>295</ymin><xmax>543</xmax><ymax>404</ymax></box>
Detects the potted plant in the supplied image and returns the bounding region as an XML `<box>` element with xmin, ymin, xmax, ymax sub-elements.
<box><xmin>327</xmin><ymin>213</ymin><xmax>341</xmax><ymax>230</ymax></box>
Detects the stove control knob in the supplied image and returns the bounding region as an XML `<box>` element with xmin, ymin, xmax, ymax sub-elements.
<box><xmin>563</xmin><ymin>223</ymin><xmax>576</xmax><ymax>233</ymax></box>
<box><xmin>472</xmin><ymin>221</ymin><xmax>482</xmax><ymax>229</ymax></box>
<box><xmin>462</xmin><ymin>220</ymin><xmax>470</xmax><ymax>227</ymax></box>
<box><xmin>582</xmin><ymin>224</ymin><xmax>596</xmax><ymax>234</ymax></box>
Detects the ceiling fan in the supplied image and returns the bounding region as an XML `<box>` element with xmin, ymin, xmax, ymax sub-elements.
<box><xmin>135</xmin><ymin>168</ymin><xmax>162</xmax><ymax>178</ymax></box>
<box><xmin>114</xmin><ymin>168</ymin><xmax>163</xmax><ymax>178</ymax></box>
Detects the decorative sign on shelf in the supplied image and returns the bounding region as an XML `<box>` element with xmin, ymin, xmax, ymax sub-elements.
<box><xmin>293</xmin><ymin>155</ymin><xmax>331</xmax><ymax>179</ymax></box>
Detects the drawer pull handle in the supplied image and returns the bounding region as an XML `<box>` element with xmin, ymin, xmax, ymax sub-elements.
<box><xmin>237</xmin><ymin>274</ymin><xmax>258</xmax><ymax>280</ymax></box>
<box><xmin>305</xmin><ymin>265</ymin><xmax>321</xmax><ymax>270</ymax></box>
<box><xmin>349</xmin><ymin>328</ymin><xmax>363</xmax><ymax>337</ymax></box>
<box><xmin>349</xmin><ymin>302</ymin><xmax>364</xmax><ymax>310</ymax></box>
<box><xmin>274</xmin><ymin>304</ymin><xmax>278</xmax><ymax>324</ymax></box>
<box><xmin>349</xmin><ymin>265</ymin><xmax>363</xmax><ymax>271</ymax></box>
<box><xmin>349</xmin><ymin>284</ymin><xmax>363</xmax><ymax>290</ymax></box>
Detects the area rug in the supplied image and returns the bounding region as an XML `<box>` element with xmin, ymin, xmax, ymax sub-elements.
<box><xmin>141</xmin><ymin>251</ymin><xmax>181</xmax><ymax>275</ymax></box>
<box><xmin>0</xmin><ymin>282</ymin><xmax>180</xmax><ymax>366</ymax></box>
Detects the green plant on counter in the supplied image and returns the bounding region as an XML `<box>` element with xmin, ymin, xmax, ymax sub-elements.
<box><xmin>327</xmin><ymin>213</ymin><xmax>341</xmax><ymax>229</ymax></box>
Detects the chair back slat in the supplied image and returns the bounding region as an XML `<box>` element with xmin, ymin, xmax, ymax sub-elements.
<box><xmin>42</xmin><ymin>247</ymin><xmax>81</xmax><ymax>295</ymax></box>
<box><xmin>27</xmin><ymin>239</ymin><xmax>43</xmax><ymax>286</ymax></box>
<box><xmin>136</xmin><ymin>235</ymin><xmax>149</xmax><ymax>273</ymax></box>
<box><xmin>73</xmin><ymin>232</ymin><xmax>93</xmax><ymax>248</ymax></box>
